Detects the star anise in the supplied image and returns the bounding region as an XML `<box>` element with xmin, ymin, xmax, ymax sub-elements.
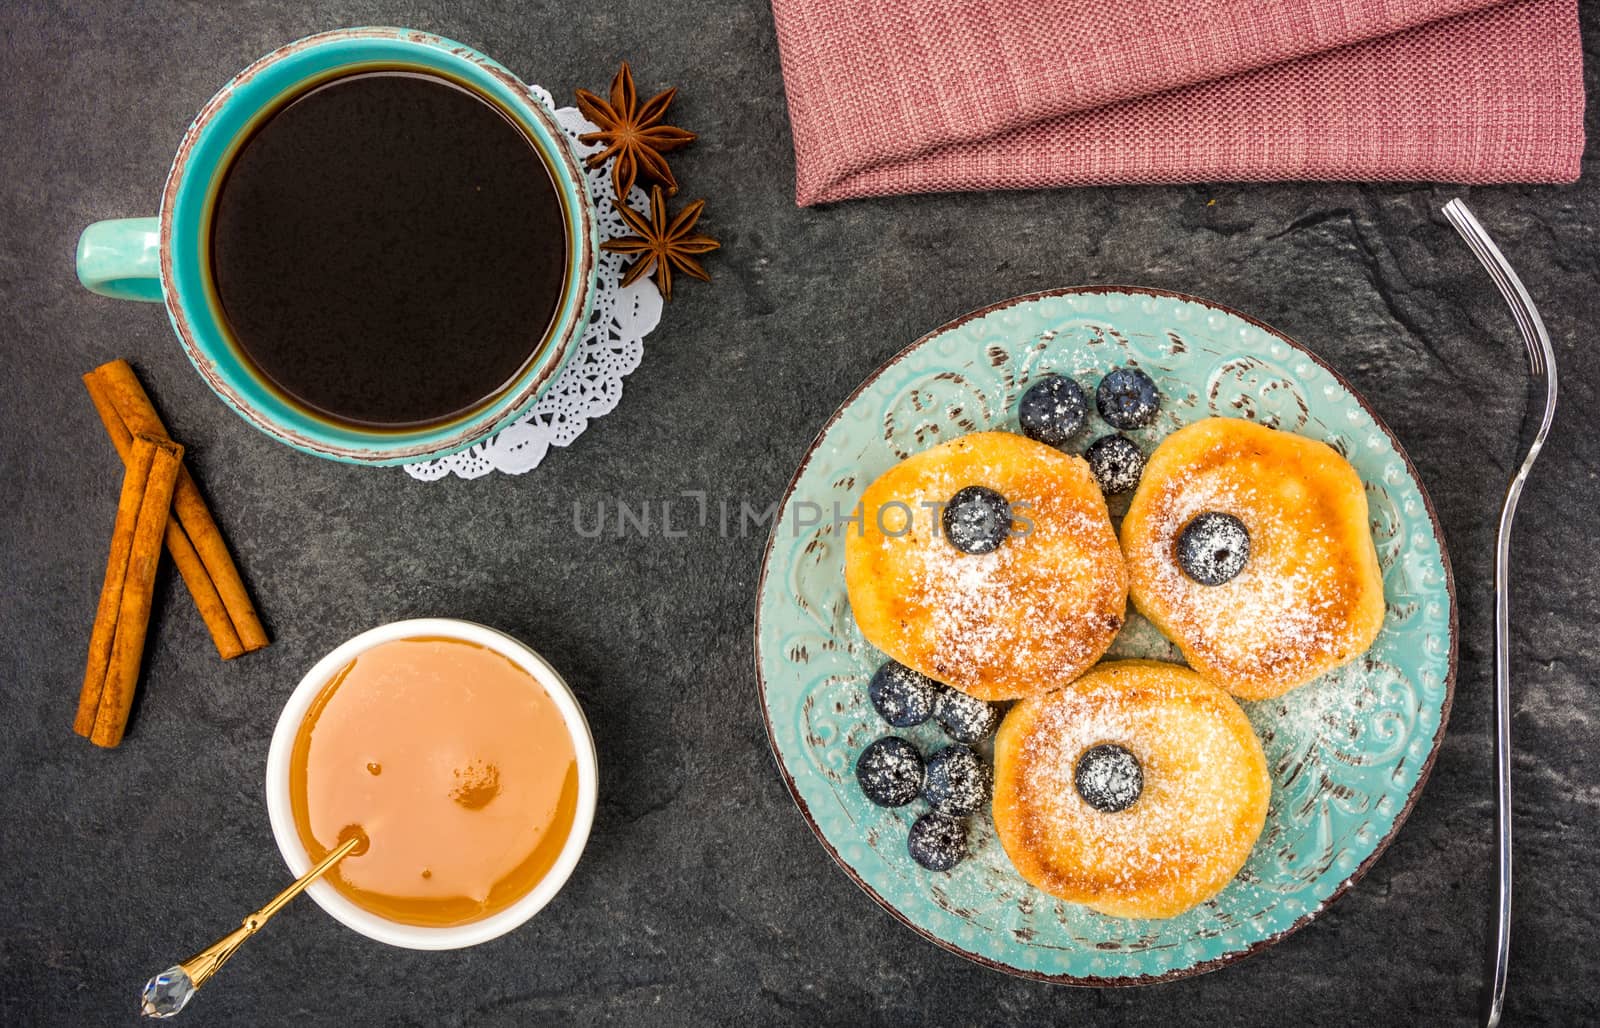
<box><xmin>602</xmin><ymin>185</ymin><xmax>719</xmax><ymax>302</ymax></box>
<box><xmin>575</xmin><ymin>62</ymin><xmax>697</xmax><ymax>201</ymax></box>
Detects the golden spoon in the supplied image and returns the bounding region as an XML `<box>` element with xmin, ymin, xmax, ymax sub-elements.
<box><xmin>140</xmin><ymin>832</ymin><xmax>365</xmax><ymax>1018</ymax></box>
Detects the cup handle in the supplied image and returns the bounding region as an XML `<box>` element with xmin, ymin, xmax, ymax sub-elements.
<box><xmin>76</xmin><ymin>218</ymin><xmax>163</xmax><ymax>302</ymax></box>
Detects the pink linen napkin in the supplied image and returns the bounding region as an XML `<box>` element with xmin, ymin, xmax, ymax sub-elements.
<box><xmin>770</xmin><ymin>0</ymin><xmax>1585</xmax><ymax>205</ymax></box>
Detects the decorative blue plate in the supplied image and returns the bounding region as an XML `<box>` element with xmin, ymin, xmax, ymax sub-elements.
<box><xmin>754</xmin><ymin>287</ymin><xmax>1456</xmax><ymax>984</ymax></box>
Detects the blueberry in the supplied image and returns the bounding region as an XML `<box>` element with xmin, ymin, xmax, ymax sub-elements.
<box><xmin>1095</xmin><ymin>368</ymin><xmax>1161</xmax><ymax>429</ymax></box>
<box><xmin>868</xmin><ymin>661</ymin><xmax>942</xmax><ymax>727</ymax></box>
<box><xmin>1075</xmin><ymin>743</ymin><xmax>1143</xmax><ymax>813</ymax></box>
<box><xmin>1177</xmin><ymin>511</ymin><xmax>1250</xmax><ymax>586</ymax></box>
<box><xmin>942</xmin><ymin>486</ymin><xmax>1012</xmax><ymax>555</ymax></box>
<box><xmin>933</xmin><ymin>688</ymin><xmax>1002</xmax><ymax>744</ymax></box>
<box><xmin>922</xmin><ymin>745</ymin><xmax>992</xmax><ymax>816</ymax></box>
<box><xmin>1085</xmin><ymin>434</ymin><xmax>1145</xmax><ymax>494</ymax></box>
<box><xmin>907</xmin><ymin>813</ymin><xmax>968</xmax><ymax>871</ymax></box>
<box><xmin>855</xmin><ymin>737</ymin><xmax>924</xmax><ymax>807</ymax></box>
<box><xmin>1018</xmin><ymin>375</ymin><xmax>1089</xmax><ymax>446</ymax></box>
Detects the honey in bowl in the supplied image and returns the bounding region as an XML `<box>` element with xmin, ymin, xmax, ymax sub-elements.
<box><xmin>288</xmin><ymin>637</ymin><xmax>579</xmax><ymax>927</ymax></box>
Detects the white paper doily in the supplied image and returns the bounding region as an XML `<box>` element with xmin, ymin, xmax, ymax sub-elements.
<box><xmin>404</xmin><ymin>88</ymin><xmax>663</xmax><ymax>480</ymax></box>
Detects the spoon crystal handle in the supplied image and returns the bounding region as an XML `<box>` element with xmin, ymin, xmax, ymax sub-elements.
<box><xmin>139</xmin><ymin>966</ymin><xmax>197</xmax><ymax>1019</ymax></box>
<box><xmin>138</xmin><ymin>833</ymin><xmax>362</xmax><ymax>1018</ymax></box>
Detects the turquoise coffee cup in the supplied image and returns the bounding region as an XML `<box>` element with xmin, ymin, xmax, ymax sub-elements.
<box><xmin>75</xmin><ymin>28</ymin><xmax>597</xmax><ymax>465</ymax></box>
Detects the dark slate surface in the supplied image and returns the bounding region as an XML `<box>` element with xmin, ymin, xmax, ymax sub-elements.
<box><xmin>2</xmin><ymin>3</ymin><xmax>1597</xmax><ymax>1025</ymax></box>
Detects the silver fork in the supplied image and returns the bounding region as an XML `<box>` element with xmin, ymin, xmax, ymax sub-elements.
<box><xmin>1442</xmin><ymin>198</ymin><xmax>1558</xmax><ymax>1028</ymax></box>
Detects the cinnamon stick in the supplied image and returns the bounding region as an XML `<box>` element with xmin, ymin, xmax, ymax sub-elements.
<box><xmin>83</xmin><ymin>360</ymin><xmax>267</xmax><ymax>655</ymax></box>
<box><xmin>83</xmin><ymin>373</ymin><xmax>244</xmax><ymax>659</ymax></box>
<box><xmin>75</xmin><ymin>436</ymin><xmax>156</xmax><ymax>736</ymax></box>
<box><xmin>76</xmin><ymin>434</ymin><xmax>184</xmax><ymax>747</ymax></box>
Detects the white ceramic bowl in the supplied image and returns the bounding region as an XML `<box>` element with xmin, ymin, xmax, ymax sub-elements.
<box><xmin>265</xmin><ymin>618</ymin><xmax>598</xmax><ymax>949</ymax></box>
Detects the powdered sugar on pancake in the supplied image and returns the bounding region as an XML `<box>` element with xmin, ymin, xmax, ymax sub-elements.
<box><xmin>902</xmin><ymin>466</ymin><xmax>1118</xmax><ymax>693</ymax></box>
<box><xmin>1137</xmin><ymin>471</ymin><xmax>1350</xmax><ymax>686</ymax></box>
<box><xmin>844</xmin><ymin>432</ymin><xmax>1128</xmax><ymax>700</ymax></box>
<box><xmin>1157</xmin><ymin>479</ymin><xmax>1338</xmax><ymax>658</ymax></box>
<box><xmin>1119</xmin><ymin>419</ymin><xmax>1386</xmax><ymax>699</ymax></box>
<box><xmin>996</xmin><ymin>665</ymin><xmax>1269</xmax><ymax>915</ymax></box>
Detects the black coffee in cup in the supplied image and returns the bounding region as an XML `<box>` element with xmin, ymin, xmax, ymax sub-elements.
<box><xmin>208</xmin><ymin>70</ymin><xmax>569</xmax><ymax>428</ymax></box>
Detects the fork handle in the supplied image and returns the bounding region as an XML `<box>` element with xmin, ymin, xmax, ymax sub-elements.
<box><xmin>1486</xmin><ymin>514</ymin><xmax>1514</xmax><ymax>1028</ymax></box>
